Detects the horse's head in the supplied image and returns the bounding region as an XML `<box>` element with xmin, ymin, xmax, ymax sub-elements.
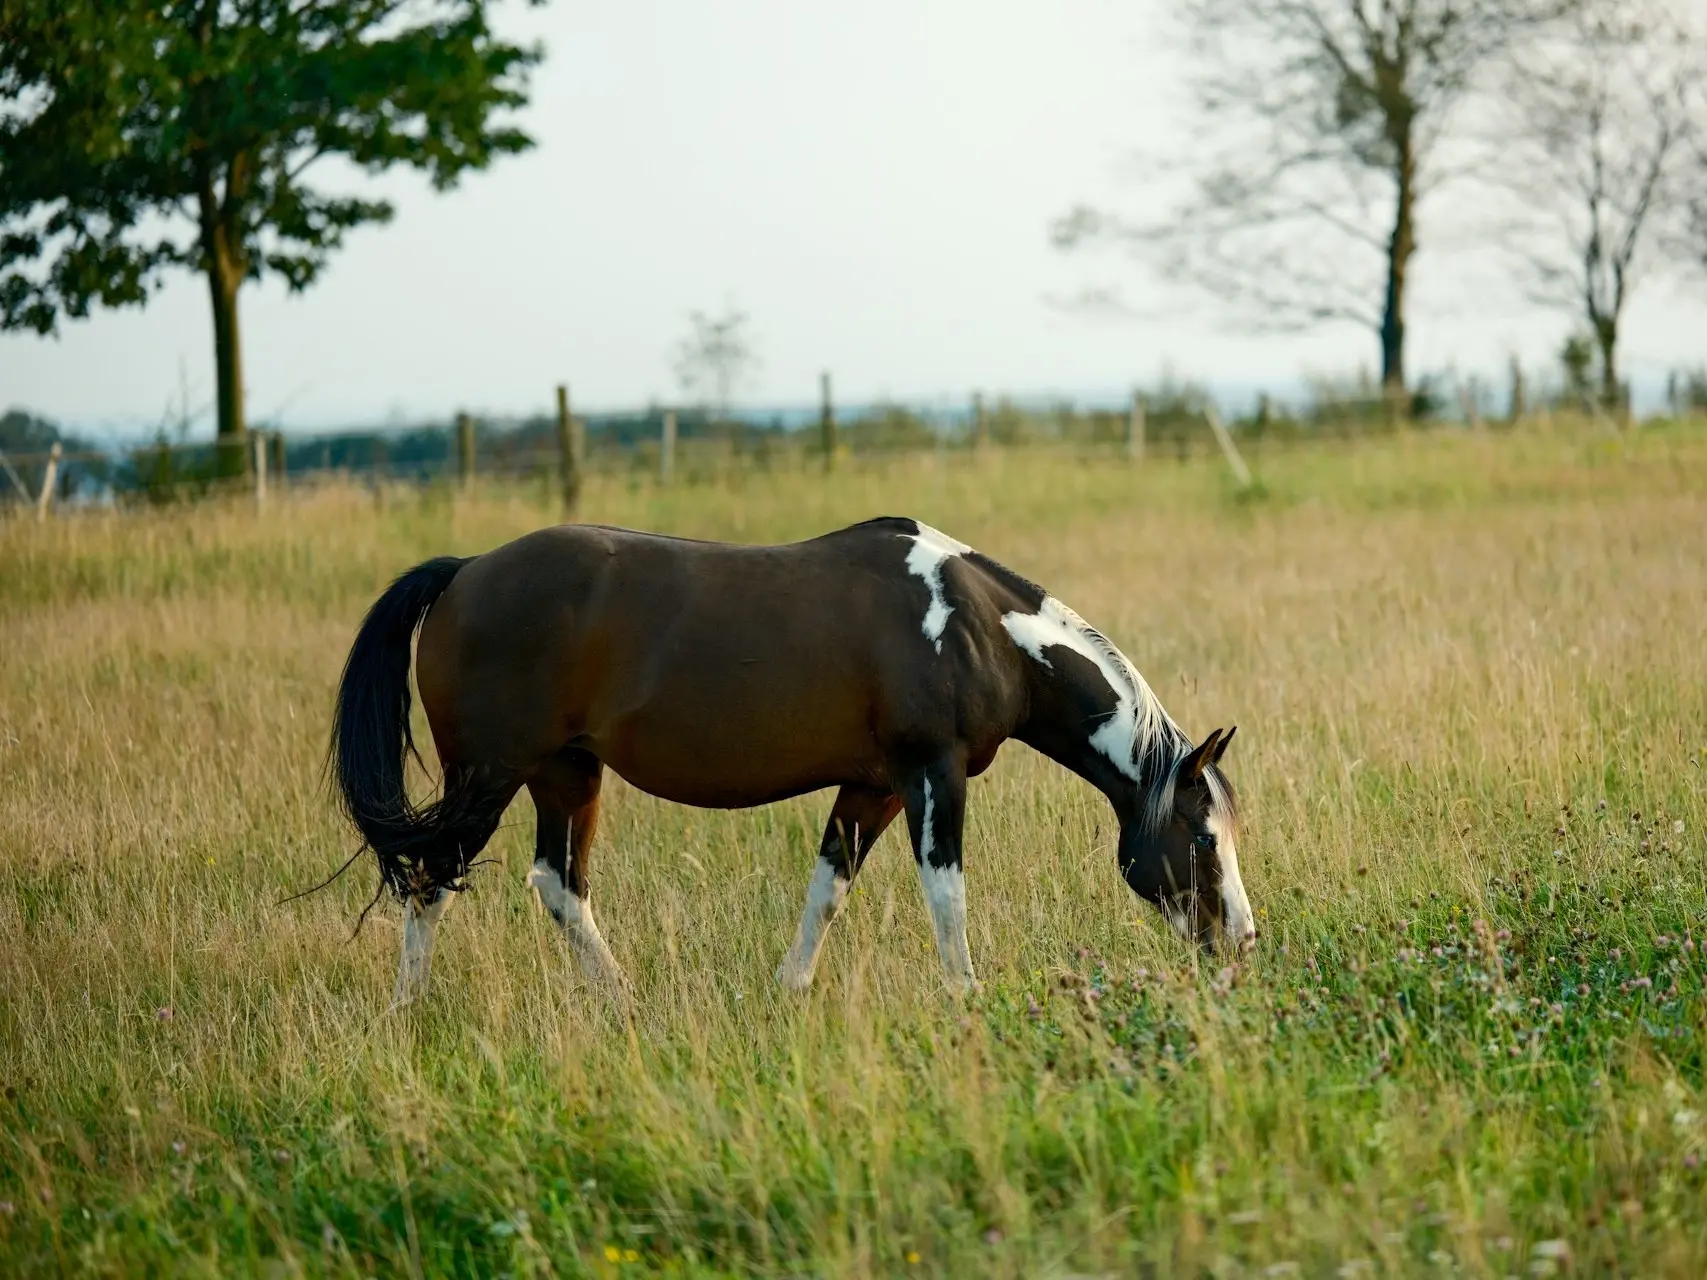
<box><xmin>1119</xmin><ymin>726</ymin><xmax>1256</xmax><ymax>955</ymax></box>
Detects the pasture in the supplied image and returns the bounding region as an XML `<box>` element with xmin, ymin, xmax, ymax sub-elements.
<box><xmin>2</xmin><ymin>427</ymin><xmax>1704</xmax><ymax>1277</ymax></box>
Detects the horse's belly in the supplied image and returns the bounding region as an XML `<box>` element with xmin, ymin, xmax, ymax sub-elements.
<box><xmin>599</xmin><ymin>741</ymin><xmax>878</xmax><ymax>809</ymax></box>
<box><xmin>588</xmin><ymin>685</ymin><xmax>885</xmax><ymax>809</ymax></box>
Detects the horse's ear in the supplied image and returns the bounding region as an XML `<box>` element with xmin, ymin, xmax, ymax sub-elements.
<box><xmin>1180</xmin><ymin>728</ymin><xmax>1225</xmax><ymax>784</ymax></box>
<box><xmin>1211</xmin><ymin>725</ymin><xmax>1237</xmax><ymax>764</ymax></box>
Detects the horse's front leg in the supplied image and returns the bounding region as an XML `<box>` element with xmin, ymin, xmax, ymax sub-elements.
<box><xmin>902</xmin><ymin>757</ymin><xmax>976</xmax><ymax>994</ymax></box>
<box><xmin>778</xmin><ymin>785</ymin><xmax>903</xmax><ymax>990</ymax></box>
<box><xmin>396</xmin><ymin>888</ymin><xmax>457</xmax><ymax>1004</ymax></box>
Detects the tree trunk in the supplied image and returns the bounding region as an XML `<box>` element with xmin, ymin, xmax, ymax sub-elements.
<box><xmin>1379</xmin><ymin>133</ymin><xmax>1417</xmax><ymax>407</ymax></box>
<box><xmin>1594</xmin><ymin>315</ymin><xmax>1621</xmax><ymax>422</ymax></box>
<box><xmin>207</xmin><ymin>254</ymin><xmax>246</xmax><ymax>473</ymax></box>
<box><xmin>196</xmin><ymin>154</ymin><xmax>249</xmax><ymax>476</ymax></box>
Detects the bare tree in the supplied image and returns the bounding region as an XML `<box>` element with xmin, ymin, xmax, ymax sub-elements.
<box><xmin>1678</xmin><ymin>19</ymin><xmax>1707</xmax><ymax>282</ymax></box>
<box><xmin>1054</xmin><ymin>0</ymin><xmax>1554</xmax><ymax>398</ymax></box>
<box><xmin>1692</xmin><ymin>150</ymin><xmax>1707</xmax><ymax>276</ymax></box>
<box><xmin>1500</xmin><ymin>1</ymin><xmax>1699</xmax><ymax>412</ymax></box>
<box><xmin>672</xmin><ymin>305</ymin><xmax>759</xmax><ymax>423</ymax></box>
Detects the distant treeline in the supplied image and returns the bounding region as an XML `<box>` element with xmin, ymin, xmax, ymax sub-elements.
<box><xmin>6</xmin><ymin>368</ymin><xmax>1707</xmax><ymax>507</ymax></box>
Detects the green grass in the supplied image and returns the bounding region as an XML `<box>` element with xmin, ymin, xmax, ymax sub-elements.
<box><xmin>2</xmin><ymin>427</ymin><xmax>1705</xmax><ymax>1276</ymax></box>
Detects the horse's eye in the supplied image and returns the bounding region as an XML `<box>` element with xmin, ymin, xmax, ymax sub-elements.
<box><xmin>1192</xmin><ymin>832</ymin><xmax>1218</xmax><ymax>851</ymax></box>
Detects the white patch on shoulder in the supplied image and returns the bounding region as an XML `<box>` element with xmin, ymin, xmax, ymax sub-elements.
<box><xmin>1001</xmin><ymin>596</ymin><xmax>1178</xmax><ymax>781</ymax></box>
<box><xmin>901</xmin><ymin>522</ymin><xmax>973</xmax><ymax>653</ymax></box>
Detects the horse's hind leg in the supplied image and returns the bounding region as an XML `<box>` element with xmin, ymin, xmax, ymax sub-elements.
<box><xmin>777</xmin><ymin>785</ymin><xmax>904</xmax><ymax>991</ymax></box>
<box><xmin>526</xmin><ymin>749</ymin><xmax>632</xmax><ymax>1007</ymax></box>
<box><xmin>393</xmin><ymin>760</ymin><xmax>515</xmax><ymax>1006</ymax></box>
<box><xmin>396</xmin><ymin>888</ymin><xmax>457</xmax><ymax>1004</ymax></box>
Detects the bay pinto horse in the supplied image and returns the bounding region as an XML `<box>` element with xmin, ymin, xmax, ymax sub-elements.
<box><xmin>330</xmin><ymin>516</ymin><xmax>1254</xmax><ymax>1006</ymax></box>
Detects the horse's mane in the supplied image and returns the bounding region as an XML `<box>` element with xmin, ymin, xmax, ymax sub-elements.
<box><xmin>1000</xmin><ymin>582</ymin><xmax>1230</xmax><ymax>836</ymax></box>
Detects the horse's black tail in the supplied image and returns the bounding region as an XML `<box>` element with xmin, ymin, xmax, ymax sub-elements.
<box><xmin>330</xmin><ymin>556</ymin><xmax>498</xmax><ymax>899</ymax></box>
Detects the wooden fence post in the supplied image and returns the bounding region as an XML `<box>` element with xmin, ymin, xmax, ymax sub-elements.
<box><xmin>1459</xmin><ymin>380</ymin><xmax>1483</xmax><ymax>431</ymax></box>
<box><xmin>1508</xmin><ymin>357</ymin><xmax>1526</xmax><ymax>423</ymax></box>
<box><xmin>0</xmin><ymin>447</ymin><xmax>30</xmax><ymax>503</ymax></box>
<box><xmin>556</xmin><ymin>384</ymin><xmax>584</xmax><ymax>517</ymax></box>
<box><xmin>819</xmin><ymin>372</ymin><xmax>837</xmax><ymax>469</ymax></box>
<box><xmin>972</xmin><ymin>391</ymin><xmax>987</xmax><ymax>449</ymax></box>
<box><xmin>270</xmin><ymin>431</ymin><xmax>287</xmax><ymax>484</ymax></box>
<box><xmin>1204</xmin><ymin>407</ymin><xmax>1253</xmax><ymax>489</ymax></box>
<box><xmin>457</xmin><ymin>412</ymin><xmax>475</xmax><ymax>492</ymax></box>
<box><xmin>661</xmin><ymin>409</ymin><xmax>677</xmax><ymax>485</ymax></box>
<box><xmin>1126</xmin><ymin>390</ymin><xmax>1146</xmax><ymax>464</ymax></box>
<box><xmin>252</xmin><ymin>430</ymin><xmax>268</xmax><ymax>507</ymax></box>
<box><xmin>36</xmin><ymin>442</ymin><xmax>61</xmax><ymax>521</ymax></box>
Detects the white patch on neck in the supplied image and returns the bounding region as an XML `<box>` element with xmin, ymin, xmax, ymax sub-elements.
<box><xmin>1211</xmin><ymin>811</ymin><xmax>1256</xmax><ymax>951</ymax></box>
<box><xmin>902</xmin><ymin>522</ymin><xmax>972</xmax><ymax>653</ymax></box>
<box><xmin>1001</xmin><ymin>596</ymin><xmax>1180</xmax><ymax>781</ymax></box>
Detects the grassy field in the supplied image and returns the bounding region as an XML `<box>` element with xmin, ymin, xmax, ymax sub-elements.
<box><xmin>2</xmin><ymin>427</ymin><xmax>1704</xmax><ymax>1277</ymax></box>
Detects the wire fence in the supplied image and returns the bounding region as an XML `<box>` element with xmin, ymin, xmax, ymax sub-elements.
<box><xmin>3</xmin><ymin>379</ymin><xmax>1700</xmax><ymax>521</ymax></box>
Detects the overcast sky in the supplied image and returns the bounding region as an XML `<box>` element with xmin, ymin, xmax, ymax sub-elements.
<box><xmin>3</xmin><ymin>0</ymin><xmax>1703</xmax><ymax>437</ymax></box>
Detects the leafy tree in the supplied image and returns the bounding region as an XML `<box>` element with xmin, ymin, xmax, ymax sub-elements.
<box><xmin>0</xmin><ymin>0</ymin><xmax>541</xmax><ymax>457</ymax></box>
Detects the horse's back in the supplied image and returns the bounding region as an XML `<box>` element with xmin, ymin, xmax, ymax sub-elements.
<box><xmin>415</xmin><ymin>518</ymin><xmax>1033</xmax><ymax>804</ymax></box>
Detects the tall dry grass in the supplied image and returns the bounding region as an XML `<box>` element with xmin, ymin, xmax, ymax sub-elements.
<box><xmin>1</xmin><ymin>426</ymin><xmax>1704</xmax><ymax>1277</ymax></box>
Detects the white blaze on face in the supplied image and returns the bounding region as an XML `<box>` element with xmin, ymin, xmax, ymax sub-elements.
<box><xmin>902</xmin><ymin>523</ymin><xmax>973</xmax><ymax>653</ymax></box>
<box><xmin>1001</xmin><ymin>596</ymin><xmax>1174</xmax><ymax>782</ymax></box>
<box><xmin>1210</xmin><ymin>809</ymin><xmax>1256</xmax><ymax>951</ymax></box>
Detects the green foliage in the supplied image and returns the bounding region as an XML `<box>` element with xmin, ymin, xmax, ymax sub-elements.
<box><xmin>839</xmin><ymin>403</ymin><xmax>937</xmax><ymax>450</ymax></box>
<box><xmin>0</xmin><ymin>406</ymin><xmax>112</xmax><ymax>499</ymax></box>
<box><xmin>0</xmin><ymin>0</ymin><xmax>538</xmax><ymax>328</ymax></box>
<box><xmin>0</xmin><ymin>0</ymin><xmax>541</xmax><ymax>440</ymax></box>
